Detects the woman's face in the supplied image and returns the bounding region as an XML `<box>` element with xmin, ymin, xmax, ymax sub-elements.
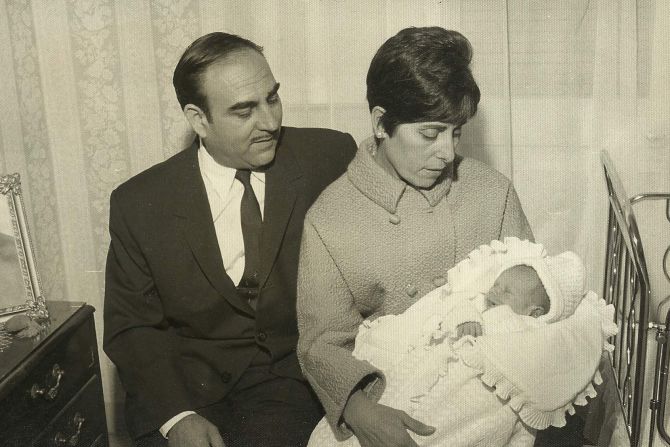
<box><xmin>376</xmin><ymin>122</ymin><xmax>461</xmax><ymax>189</ymax></box>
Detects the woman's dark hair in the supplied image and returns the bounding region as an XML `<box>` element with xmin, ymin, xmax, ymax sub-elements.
<box><xmin>173</xmin><ymin>32</ymin><xmax>263</xmax><ymax>117</ymax></box>
<box><xmin>366</xmin><ymin>27</ymin><xmax>480</xmax><ymax>135</ymax></box>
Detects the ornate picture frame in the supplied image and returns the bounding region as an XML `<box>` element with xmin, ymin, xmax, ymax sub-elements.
<box><xmin>0</xmin><ymin>173</ymin><xmax>47</xmax><ymax>319</ymax></box>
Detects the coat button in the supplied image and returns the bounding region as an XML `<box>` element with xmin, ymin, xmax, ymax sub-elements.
<box><xmin>221</xmin><ymin>371</ymin><xmax>232</xmax><ymax>383</ymax></box>
<box><xmin>389</xmin><ymin>214</ymin><xmax>400</xmax><ymax>224</ymax></box>
<box><xmin>432</xmin><ymin>276</ymin><xmax>447</xmax><ymax>287</ymax></box>
<box><xmin>406</xmin><ymin>284</ymin><xmax>418</xmax><ymax>297</ymax></box>
<box><xmin>257</xmin><ymin>331</ymin><xmax>267</xmax><ymax>342</ymax></box>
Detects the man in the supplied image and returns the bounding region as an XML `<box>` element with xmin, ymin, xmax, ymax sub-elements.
<box><xmin>103</xmin><ymin>32</ymin><xmax>356</xmax><ymax>447</ymax></box>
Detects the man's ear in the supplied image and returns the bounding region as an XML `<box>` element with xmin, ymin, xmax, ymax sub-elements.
<box><xmin>370</xmin><ymin>106</ymin><xmax>388</xmax><ymax>139</ymax></box>
<box><xmin>184</xmin><ymin>104</ymin><xmax>208</xmax><ymax>139</ymax></box>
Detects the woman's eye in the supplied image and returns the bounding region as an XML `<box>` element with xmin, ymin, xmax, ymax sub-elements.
<box><xmin>268</xmin><ymin>94</ymin><xmax>280</xmax><ymax>104</ymax></box>
<box><xmin>420</xmin><ymin>130</ymin><xmax>439</xmax><ymax>139</ymax></box>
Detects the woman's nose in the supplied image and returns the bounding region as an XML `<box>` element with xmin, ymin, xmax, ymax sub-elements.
<box><xmin>436</xmin><ymin>134</ymin><xmax>455</xmax><ymax>163</ymax></box>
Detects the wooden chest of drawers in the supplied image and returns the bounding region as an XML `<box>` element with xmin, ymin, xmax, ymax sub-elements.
<box><xmin>0</xmin><ymin>302</ymin><xmax>108</xmax><ymax>446</ymax></box>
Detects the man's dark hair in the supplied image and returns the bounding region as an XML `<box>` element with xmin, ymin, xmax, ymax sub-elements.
<box><xmin>173</xmin><ymin>32</ymin><xmax>264</xmax><ymax>117</ymax></box>
<box><xmin>366</xmin><ymin>27</ymin><xmax>480</xmax><ymax>135</ymax></box>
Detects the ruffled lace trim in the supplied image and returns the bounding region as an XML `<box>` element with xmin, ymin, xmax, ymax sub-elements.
<box><xmin>447</xmin><ymin>237</ymin><xmax>547</xmax><ymax>294</ymax></box>
<box><xmin>456</xmin><ymin>297</ymin><xmax>618</xmax><ymax>429</ymax></box>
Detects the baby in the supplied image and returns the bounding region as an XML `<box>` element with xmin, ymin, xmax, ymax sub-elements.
<box><xmin>389</xmin><ymin>248</ymin><xmax>588</xmax><ymax>361</ymax></box>
<box><xmin>456</xmin><ymin>264</ymin><xmax>551</xmax><ymax>339</ymax></box>
<box><xmin>308</xmin><ymin>239</ymin><xmax>614</xmax><ymax>447</ymax></box>
<box><xmin>452</xmin><ymin>250</ymin><xmax>586</xmax><ymax>340</ymax></box>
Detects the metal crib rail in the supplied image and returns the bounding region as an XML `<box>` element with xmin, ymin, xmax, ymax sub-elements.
<box><xmin>629</xmin><ymin>193</ymin><xmax>670</xmax><ymax>445</ymax></box>
<box><xmin>650</xmin><ymin>309</ymin><xmax>670</xmax><ymax>445</ymax></box>
<box><xmin>601</xmin><ymin>151</ymin><xmax>651</xmax><ymax>447</ymax></box>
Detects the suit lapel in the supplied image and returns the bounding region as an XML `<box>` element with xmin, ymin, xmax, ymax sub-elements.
<box><xmin>171</xmin><ymin>142</ymin><xmax>254</xmax><ymax>316</ymax></box>
<box><xmin>259</xmin><ymin>135</ymin><xmax>302</xmax><ymax>288</ymax></box>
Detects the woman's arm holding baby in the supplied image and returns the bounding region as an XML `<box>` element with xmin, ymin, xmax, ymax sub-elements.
<box><xmin>298</xmin><ymin>222</ymin><xmax>434</xmax><ymax>446</ymax></box>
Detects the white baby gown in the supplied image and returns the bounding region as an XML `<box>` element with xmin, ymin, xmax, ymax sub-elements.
<box><xmin>307</xmin><ymin>238</ymin><xmax>617</xmax><ymax>447</ymax></box>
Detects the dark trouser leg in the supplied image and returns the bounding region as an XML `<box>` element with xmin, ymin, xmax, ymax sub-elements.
<box><xmin>134</xmin><ymin>431</ymin><xmax>168</xmax><ymax>447</ymax></box>
<box><xmin>134</xmin><ymin>365</ymin><xmax>323</xmax><ymax>447</ymax></box>
<box><xmin>200</xmin><ymin>366</ymin><xmax>324</xmax><ymax>447</ymax></box>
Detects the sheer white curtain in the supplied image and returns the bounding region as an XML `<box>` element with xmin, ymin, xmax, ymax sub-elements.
<box><xmin>0</xmin><ymin>0</ymin><xmax>668</xmax><ymax>442</ymax></box>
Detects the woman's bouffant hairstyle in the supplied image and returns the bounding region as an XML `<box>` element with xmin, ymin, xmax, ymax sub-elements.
<box><xmin>173</xmin><ymin>32</ymin><xmax>263</xmax><ymax>117</ymax></box>
<box><xmin>366</xmin><ymin>27</ymin><xmax>480</xmax><ymax>135</ymax></box>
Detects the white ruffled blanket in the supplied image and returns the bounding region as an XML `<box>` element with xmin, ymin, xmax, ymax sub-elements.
<box><xmin>307</xmin><ymin>238</ymin><xmax>618</xmax><ymax>447</ymax></box>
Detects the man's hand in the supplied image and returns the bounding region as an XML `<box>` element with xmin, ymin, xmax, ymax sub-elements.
<box><xmin>343</xmin><ymin>390</ymin><xmax>435</xmax><ymax>447</ymax></box>
<box><xmin>167</xmin><ymin>414</ymin><xmax>225</xmax><ymax>447</ymax></box>
<box><xmin>456</xmin><ymin>321</ymin><xmax>482</xmax><ymax>338</ymax></box>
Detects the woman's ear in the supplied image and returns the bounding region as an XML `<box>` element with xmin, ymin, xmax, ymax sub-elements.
<box><xmin>370</xmin><ymin>106</ymin><xmax>387</xmax><ymax>139</ymax></box>
<box><xmin>184</xmin><ymin>104</ymin><xmax>209</xmax><ymax>139</ymax></box>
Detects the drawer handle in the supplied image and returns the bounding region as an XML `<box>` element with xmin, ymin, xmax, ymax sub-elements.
<box><xmin>30</xmin><ymin>363</ymin><xmax>65</xmax><ymax>400</ymax></box>
<box><xmin>54</xmin><ymin>412</ymin><xmax>85</xmax><ymax>446</ymax></box>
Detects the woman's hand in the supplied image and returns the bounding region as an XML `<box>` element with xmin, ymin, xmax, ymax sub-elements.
<box><xmin>343</xmin><ymin>390</ymin><xmax>435</xmax><ymax>447</ymax></box>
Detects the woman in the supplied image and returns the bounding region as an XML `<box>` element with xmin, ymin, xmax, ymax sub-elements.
<box><xmin>297</xmin><ymin>27</ymin><xmax>533</xmax><ymax>447</ymax></box>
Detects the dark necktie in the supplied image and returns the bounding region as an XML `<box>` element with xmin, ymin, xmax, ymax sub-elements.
<box><xmin>235</xmin><ymin>170</ymin><xmax>262</xmax><ymax>307</ymax></box>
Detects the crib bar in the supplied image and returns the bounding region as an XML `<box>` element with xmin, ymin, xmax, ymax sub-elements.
<box><xmin>629</xmin><ymin>192</ymin><xmax>670</xmax><ymax>446</ymax></box>
<box><xmin>622</xmin><ymin>253</ymin><xmax>634</xmax><ymax>392</ymax></box>
<box><xmin>601</xmin><ymin>151</ymin><xmax>651</xmax><ymax>447</ymax></box>
<box><xmin>654</xmin><ymin>310</ymin><xmax>670</xmax><ymax>444</ymax></box>
<box><xmin>614</xmin><ymin>239</ymin><xmax>625</xmax><ymax>374</ymax></box>
<box><xmin>631</xmin><ymin>228</ymin><xmax>649</xmax><ymax>447</ymax></box>
<box><xmin>604</xmin><ymin>206</ymin><xmax>616</xmax><ymax>302</ymax></box>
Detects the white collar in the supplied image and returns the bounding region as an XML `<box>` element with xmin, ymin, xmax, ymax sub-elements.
<box><xmin>198</xmin><ymin>140</ymin><xmax>266</xmax><ymax>191</ymax></box>
<box><xmin>199</xmin><ymin>142</ymin><xmax>235</xmax><ymax>195</ymax></box>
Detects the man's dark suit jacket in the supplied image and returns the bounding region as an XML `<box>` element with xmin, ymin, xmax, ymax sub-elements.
<box><xmin>103</xmin><ymin>127</ymin><xmax>357</xmax><ymax>438</ymax></box>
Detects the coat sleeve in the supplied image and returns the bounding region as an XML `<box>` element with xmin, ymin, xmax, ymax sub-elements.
<box><xmin>499</xmin><ymin>184</ymin><xmax>534</xmax><ymax>242</ymax></box>
<box><xmin>296</xmin><ymin>219</ymin><xmax>384</xmax><ymax>440</ymax></box>
<box><xmin>103</xmin><ymin>190</ymin><xmax>194</xmax><ymax>438</ymax></box>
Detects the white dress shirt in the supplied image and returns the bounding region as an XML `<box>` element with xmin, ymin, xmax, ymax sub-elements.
<box><xmin>160</xmin><ymin>141</ymin><xmax>266</xmax><ymax>438</ymax></box>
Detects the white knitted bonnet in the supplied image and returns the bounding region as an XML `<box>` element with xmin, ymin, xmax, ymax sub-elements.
<box><xmin>494</xmin><ymin>251</ymin><xmax>586</xmax><ymax>323</ymax></box>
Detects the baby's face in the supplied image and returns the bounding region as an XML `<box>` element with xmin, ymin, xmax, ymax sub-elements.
<box><xmin>485</xmin><ymin>265</ymin><xmax>549</xmax><ymax>317</ymax></box>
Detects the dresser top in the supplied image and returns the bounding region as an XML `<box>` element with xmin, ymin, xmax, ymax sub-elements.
<box><xmin>0</xmin><ymin>301</ymin><xmax>92</xmax><ymax>384</ymax></box>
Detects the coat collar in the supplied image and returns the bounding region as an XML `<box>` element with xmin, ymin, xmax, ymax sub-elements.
<box><xmin>169</xmin><ymin>140</ymin><xmax>254</xmax><ymax>315</ymax></box>
<box><xmin>258</xmin><ymin>129</ymin><xmax>302</xmax><ymax>287</ymax></box>
<box><xmin>347</xmin><ymin>137</ymin><xmax>453</xmax><ymax>214</ymax></box>
<box><xmin>169</xmin><ymin>130</ymin><xmax>301</xmax><ymax>314</ymax></box>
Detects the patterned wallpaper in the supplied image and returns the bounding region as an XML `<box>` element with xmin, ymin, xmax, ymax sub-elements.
<box><xmin>6</xmin><ymin>0</ymin><xmax>66</xmax><ymax>302</ymax></box>
<box><xmin>67</xmin><ymin>0</ymin><xmax>132</xmax><ymax>270</ymax></box>
<box><xmin>0</xmin><ymin>0</ymin><xmax>668</xmax><ymax>442</ymax></box>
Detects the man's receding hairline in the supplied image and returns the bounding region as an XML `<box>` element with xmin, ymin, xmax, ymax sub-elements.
<box><xmin>210</xmin><ymin>47</ymin><xmax>266</xmax><ymax>66</ymax></box>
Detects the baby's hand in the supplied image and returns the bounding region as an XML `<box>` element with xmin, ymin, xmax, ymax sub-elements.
<box><xmin>456</xmin><ymin>322</ymin><xmax>482</xmax><ymax>339</ymax></box>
